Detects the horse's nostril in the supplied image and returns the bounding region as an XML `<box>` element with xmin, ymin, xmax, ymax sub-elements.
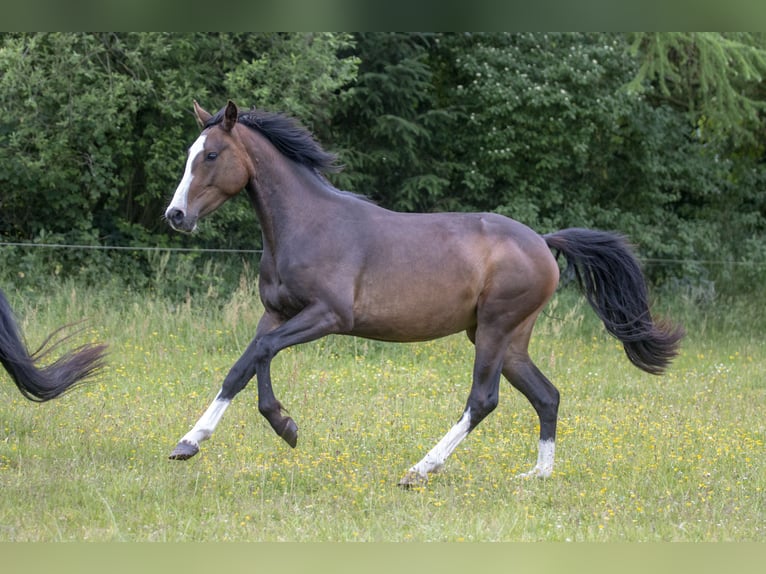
<box><xmin>167</xmin><ymin>208</ymin><xmax>185</xmax><ymax>227</ymax></box>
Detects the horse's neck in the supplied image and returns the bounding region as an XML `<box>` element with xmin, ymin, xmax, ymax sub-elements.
<box><xmin>245</xmin><ymin>158</ymin><xmax>341</xmax><ymax>257</ymax></box>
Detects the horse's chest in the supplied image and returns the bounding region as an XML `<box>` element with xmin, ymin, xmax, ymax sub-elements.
<box><xmin>258</xmin><ymin>274</ymin><xmax>310</xmax><ymax>319</ymax></box>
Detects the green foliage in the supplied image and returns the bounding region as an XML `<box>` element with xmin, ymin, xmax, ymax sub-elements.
<box><xmin>0</xmin><ymin>33</ymin><xmax>764</xmax><ymax>297</ymax></box>
<box><xmin>438</xmin><ymin>33</ymin><xmax>765</xmax><ymax>290</ymax></box>
<box><xmin>626</xmin><ymin>32</ymin><xmax>766</xmax><ymax>145</ymax></box>
<box><xmin>0</xmin><ymin>32</ymin><xmax>358</xmax><ymax>292</ymax></box>
<box><xmin>444</xmin><ymin>34</ymin><xmax>637</xmax><ymax>225</ymax></box>
<box><xmin>329</xmin><ymin>33</ymin><xmax>459</xmax><ymax>212</ymax></box>
<box><xmin>224</xmin><ymin>33</ymin><xmax>359</xmax><ymax>128</ymax></box>
<box><xmin>0</xmin><ymin>34</ymin><xmax>134</xmax><ymax>238</ymax></box>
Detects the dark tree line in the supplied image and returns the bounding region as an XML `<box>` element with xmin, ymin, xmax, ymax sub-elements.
<box><xmin>1</xmin><ymin>33</ymin><xmax>764</xmax><ymax>296</ymax></box>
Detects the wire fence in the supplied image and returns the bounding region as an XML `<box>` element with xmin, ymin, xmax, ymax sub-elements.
<box><xmin>0</xmin><ymin>241</ymin><xmax>263</xmax><ymax>255</ymax></box>
<box><xmin>0</xmin><ymin>240</ymin><xmax>760</xmax><ymax>267</ymax></box>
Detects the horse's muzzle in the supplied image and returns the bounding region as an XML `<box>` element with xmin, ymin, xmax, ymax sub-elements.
<box><xmin>165</xmin><ymin>208</ymin><xmax>196</xmax><ymax>233</ymax></box>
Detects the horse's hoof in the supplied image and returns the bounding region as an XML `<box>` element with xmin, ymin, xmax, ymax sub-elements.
<box><xmin>398</xmin><ymin>470</ymin><xmax>428</xmax><ymax>489</ymax></box>
<box><xmin>517</xmin><ymin>466</ymin><xmax>552</xmax><ymax>479</ymax></box>
<box><xmin>279</xmin><ymin>417</ymin><xmax>298</xmax><ymax>448</ymax></box>
<box><xmin>169</xmin><ymin>440</ymin><xmax>199</xmax><ymax>460</ymax></box>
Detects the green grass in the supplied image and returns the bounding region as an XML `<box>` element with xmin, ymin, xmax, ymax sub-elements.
<box><xmin>0</xmin><ymin>281</ymin><xmax>763</xmax><ymax>541</ymax></box>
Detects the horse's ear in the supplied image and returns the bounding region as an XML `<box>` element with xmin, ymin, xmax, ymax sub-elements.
<box><xmin>223</xmin><ymin>100</ymin><xmax>238</xmax><ymax>132</ymax></box>
<box><xmin>193</xmin><ymin>100</ymin><xmax>212</xmax><ymax>128</ymax></box>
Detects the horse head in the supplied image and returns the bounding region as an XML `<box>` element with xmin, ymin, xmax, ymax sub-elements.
<box><xmin>164</xmin><ymin>101</ymin><xmax>251</xmax><ymax>232</ymax></box>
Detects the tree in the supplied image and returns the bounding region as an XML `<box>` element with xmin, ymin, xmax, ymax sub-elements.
<box><xmin>626</xmin><ymin>32</ymin><xmax>766</xmax><ymax>146</ymax></box>
<box><xmin>0</xmin><ymin>33</ymin><xmax>358</xmax><ymax>291</ymax></box>
<box><xmin>626</xmin><ymin>33</ymin><xmax>766</xmax><ymax>290</ymax></box>
<box><xmin>328</xmin><ymin>33</ymin><xmax>459</xmax><ymax>212</ymax></box>
<box><xmin>438</xmin><ymin>33</ymin><xmax>766</xmax><ymax>288</ymax></box>
<box><xmin>1</xmin><ymin>33</ymin><xmax>763</xmax><ymax>295</ymax></box>
<box><xmin>444</xmin><ymin>33</ymin><xmax>669</xmax><ymax>229</ymax></box>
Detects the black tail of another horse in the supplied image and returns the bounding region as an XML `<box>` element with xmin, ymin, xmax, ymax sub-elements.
<box><xmin>0</xmin><ymin>288</ymin><xmax>107</xmax><ymax>402</ymax></box>
<box><xmin>544</xmin><ymin>228</ymin><xmax>684</xmax><ymax>375</ymax></box>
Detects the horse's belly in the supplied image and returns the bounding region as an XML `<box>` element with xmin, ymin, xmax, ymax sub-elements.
<box><xmin>350</xmin><ymin>287</ymin><xmax>478</xmax><ymax>342</ymax></box>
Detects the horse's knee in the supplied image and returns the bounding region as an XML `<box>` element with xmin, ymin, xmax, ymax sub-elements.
<box><xmin>220</xmin><ymin>372</ymin><xmax>243</xmax><ymax>399</ymax></box>
<box><xmin>220</xmin><ymin>337</ymin><xmax>278</xmax><ymax>399</ymax></box>
<box><xmin>253</xmin><ymin>337</ymin><xmax>280</xmax><ymax>369</ymax></box>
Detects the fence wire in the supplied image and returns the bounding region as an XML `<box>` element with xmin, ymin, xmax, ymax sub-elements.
<box><xmin>0</xmin><ymin>241</ymin><xmax>262</xmax><ymax>255</ymax></box>
<box><xmin>1</xmin><ymin>240</ymin><xmax>761</xmax><ymax>267</ymax></box>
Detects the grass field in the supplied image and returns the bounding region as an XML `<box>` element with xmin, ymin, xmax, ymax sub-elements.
<box><xmin>0</xmin><ymin>279</ymin><xmax>763</xmax><ymax>541</ymax></box>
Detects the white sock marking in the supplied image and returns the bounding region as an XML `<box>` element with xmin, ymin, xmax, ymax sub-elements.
<box><xmin>519</xmin><ymin>439</ymin><xmax>556</xmax><ymax>478</ymax></box>
<box><xmin>178</xmin><ymin>392</ymin><xmax>230</xmax><ymax>448</ymax></box>
<box><xmin>166</xmin><ymin>134</ymin><xmax>206</xmax><ymax>219</ymax></box>
<box><xmin>407</xmin><ymin>408</ymin><xmax>473</xmax><ymax>479</ymax></box>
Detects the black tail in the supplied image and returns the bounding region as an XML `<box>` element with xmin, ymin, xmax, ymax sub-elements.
<box><xmin>544</xmin><ymin>228</ymin><xmax>684</xmax><ymax>375</ymax></box>
<box><xmin>0</xmin><ymin>288</ymin><xmax>107</xmax><ymax>401</ymax></box>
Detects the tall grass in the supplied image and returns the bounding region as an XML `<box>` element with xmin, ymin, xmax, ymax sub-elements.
<box><xmin>0</xmin><ymin>278</ymin><xmax>763</xmax><ymax>541</ymax></box>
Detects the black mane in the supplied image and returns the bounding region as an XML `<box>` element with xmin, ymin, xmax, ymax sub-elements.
<box><xmin>205</xmin><ymin>107</ymin><xmax>342</xmax><ymax>174</ymax></box>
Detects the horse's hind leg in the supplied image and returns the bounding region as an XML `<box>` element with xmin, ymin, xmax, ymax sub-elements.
<box><xmin>399</xmin><ymin>325</ymin><xmax>507</xmax><ymax>487</ymax></box>
<box><xmin>502</xmin><ymin>350</ymin><xmax>560</xmax><ymax>478</ymax></box>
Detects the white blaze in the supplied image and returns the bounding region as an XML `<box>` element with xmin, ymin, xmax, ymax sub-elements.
<box><xmin>166</xmin><ymin>134</ymin><xmax>206</xmax><ymax>218</ymax></box>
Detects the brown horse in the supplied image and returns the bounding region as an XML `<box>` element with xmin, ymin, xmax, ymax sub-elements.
<box><xmin>164</xmin><ymin>100</ymin><xmax>683</xmax><ymax>485</ymax></box>
<box><xmin>0</xmin><ymin>288</ymin><xmax>106</xmax><ymax>402</ymax></box>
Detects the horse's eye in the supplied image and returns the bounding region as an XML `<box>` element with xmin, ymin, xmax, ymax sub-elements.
<box><xmin>206</xmin><ymin>152</ymin><xmax>218</xmax><ymax>161</ymax></box>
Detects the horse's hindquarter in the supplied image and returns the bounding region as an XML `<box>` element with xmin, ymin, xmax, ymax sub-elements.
<box><xmin>349</xmin><ymin>211</ymin><xmax>556</xmax><ymax>343</ymax></box>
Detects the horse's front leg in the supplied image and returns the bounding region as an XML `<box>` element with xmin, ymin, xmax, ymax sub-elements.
<box><xmin>169</xmin><ymin>303</ymin><xmax>349</xmax><ymax>460</ymax></box>
<box><xmin>168</xmin><ymin>391</ymin><xmax>232</xmax><ymax>459</ymax></box>
<box><xmin>169</xmin><ymin>313</ymin><xmax>282</xmax><ymax>460</ymax></box>
<box><xmin>251</xmin><ymin>303</ymin><xmax>351</xmax><ymax>447</ymax></box>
